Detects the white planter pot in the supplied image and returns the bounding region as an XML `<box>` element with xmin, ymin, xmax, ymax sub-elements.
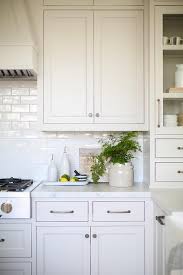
<box><xmin>109</xmin><ymin>163</ymin><xmax>133</xmax><ymax>187</ymax></box>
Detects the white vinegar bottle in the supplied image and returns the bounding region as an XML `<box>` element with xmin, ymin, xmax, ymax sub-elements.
<box><xmin>60</xmin><ymin>146</ymin><xmax>70</xmax><ymax>177</ymax></box>
<box><xmin>47</xmin><ymin>154</ymin><xmax>58</xmax><ymax>182</ymax></box>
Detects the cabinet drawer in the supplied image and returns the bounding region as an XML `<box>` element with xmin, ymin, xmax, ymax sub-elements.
<box><xmin>156</xmin><ymin>139</ymin><xmax>183</xmax><ymax>158</ymax></box>
<box><xmin>156</xmin><ymin>162</ymin><xmax>183</xmax><ymax>182</ymax></box>
<box><xmin>36</xmin><ymin>201</ymin><xmax>88</xmax><ymax>221</ymax></box>
<box><xmin>0</xmin><ymin>224</ymin><xmax>31</xmax><ymax>258</ymax></box>
<box><xmin>92</xmin><ymin>202</ymin><xmax>144</xmax><ymax>222</ymax></box>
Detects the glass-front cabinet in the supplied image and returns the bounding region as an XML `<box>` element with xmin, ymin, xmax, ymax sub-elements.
<box><xmin>155</xmin><ymin>6</ymin><xmax>183</xmax><ymax>134</ymax></box>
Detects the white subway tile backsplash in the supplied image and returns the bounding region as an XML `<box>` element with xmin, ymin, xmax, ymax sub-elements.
<box><xmin>2</xmin><ymin>113</ymin><xmax>20</xmax><ymax>121</ymax></box>
<box><xmin>0</xmin><ymin>122</ymin><xmax>11</xmax><ymax>130</ymax></box>
<box><xmin>0</xmin><ymin>88</ymin><xmax>11</xmax><ymax>96</ymax></box>
<box><xmin>3</xmin><ymin>96</ymin><xmax>20</xmax><ymax>104</ymax></box>
<box><xmin>21</xmin><ymin>113</ymin><xmax>37</xmax><ymax>122</ymax></box>
<box><xmin>12</xmin><ymin>105</ymin><xmax>29</xmax><ymax>113</ymax></box>
<box><xmin>0</xmin><ymin>97</ymin><xmax>2</xmax><ymax>104</ymax></box>
<box><xmin>12</xmin><ymin>88</ymin><xmax>29</xmax><ymax>96</ymax></box>
<box><xmin>21</xmin><ymin>96</ymin><xmax>37</xmax><ymax>104</ymax></box>
<box><xmin>0</xmin><ymin>105</ymin><xmax>11</xmax><ymax>112</ymax></box>
<box><xmin>30</xmin><ymin>105</ymin><xmax>37</xmax><ymax>112</ymax></box>
<box><xmin>12</xmin><ymin>121</ymin><xmax>30</xmax><ymax>130</ymax></box>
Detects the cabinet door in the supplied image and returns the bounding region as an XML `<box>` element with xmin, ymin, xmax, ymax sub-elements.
<box><xmin>91</xmin><ymin>226</ymin><xmax>144</xmax><ymax>275</ymax></box>
<box><xmin>43</xmin><ymin>11</ymin><xmax>93</xmax><ymax>124</ymax></box>
<box><xmin>0</xmin><ymin>263</ymin><xmax>31</xmax><ymax>275</ymax></box>
<box><xmin>37</xmin><ymin>227</ymin><xmax>90</xmax><ymax>275</ymax></box>
<box><xmin>94</xmin><ymin>11</ymin><xmax>144</xmax><ymax>125</ymax></box>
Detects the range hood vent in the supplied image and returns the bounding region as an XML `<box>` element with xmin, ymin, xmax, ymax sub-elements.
<box><xmin>0</xmin><ymin>69</ymin><xmax>36</xmax><ymax>80</ymax></box>
<box><xmin>0</xmin><ymin>0</ymin><xmax>38</xmax><ymax>80</ymax></box>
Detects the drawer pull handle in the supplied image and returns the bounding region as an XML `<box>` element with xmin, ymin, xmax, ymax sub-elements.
<box><xmin>156</xmin><ymin>216</ymin><xmax>165</xmax><ymax>226</ymax></box>
<box><xmin>177</xmin><ymin>147</ymin><xmax>183</xmax><ymax>150</ymax></box>
<box><xmin>157</xmin><ymin>99</ymin><xmax>161</xmax><ymax>128</ymax></box>
<box><xmin>50</xmin><ymin>210</ymin><xmax>74</xmax><ymax>214</ymax></box>
<box><xmin>0</xmin><ymin>239</ymin><xmax>5</xmax><ymax>242</ymax></box>
<box><xmin>177</xmin><ymin>170</ymin><xmax>183</xmax><ymax>174</ymax></box>
<box><xmin>107</xmin><ymin>210</ymin><xmax>131</xmax><ymax>214</ymax></box>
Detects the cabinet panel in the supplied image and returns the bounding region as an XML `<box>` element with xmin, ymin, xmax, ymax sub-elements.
<box><xmin>91</xmin><ymin>226</ymin><xmax>144</xmax><ymax>275</ymax></box>
<box><xmin>37</xmin><ymin>227</ymin><xmax>90</xmax><ymax>275</ymax></box>
<box><xmin>156</xmin><ymin>138</ymin><xmax>183</xmax><ymax>158</ymax></box>
<box><xmin>94</xmin><ymin>11</ymin><xmax>144</xmax><ymax>124</ymax></box>
<box><xmin>36</xmin><ymin>201</ymin><xmax>88</xmax><ymax>221</ymax></box>
<box><xmin>0</xmin><ymin>263</ymin><xmax>31</xmax><ymax>275</ymax></box>
<box><xmin>43</xmin><ymin>10</ymin><xmax>93</xmax><ymax>124</ymax></box>
<box><xmin>156</xmin><ymin>162</ymin><xmax>183</xmax><ymax>182</ymax></box>
<box><xmin>0</xmin><ymin>224</ymin><xmax>31</xmax><ymax>258</ymax></box>
<box><xmin>94</xmin><ymin>0</ymin><xmax>143</xmax><ymax>5</ymax></box>
<box><xmin>44</xmin><ymin>0</ymin><xmax>93</xmax><ymax>5</ymax></box>
<box><xmin>93</xmin><ymin>201</ymin><xmax>144</xmax><ymax>222</ymax></box>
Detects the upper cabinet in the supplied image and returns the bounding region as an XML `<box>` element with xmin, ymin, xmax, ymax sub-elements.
<box><xmin>42</xmin><ymin>9</ymin><xmax>147</xmax><ymax>131</ymax></box>
<box><xmin>155</xmin><ymin>6</ymin><xmax>183</xmax><ymax>134</ymax></box>
<box><xmin>44</xmin><ymin>0</ymin><xmax>93</xmax><ymax>5</ymax></box>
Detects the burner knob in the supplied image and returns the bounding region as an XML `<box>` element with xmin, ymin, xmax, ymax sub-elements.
<box><xmin>1</xmin><ymin>202</ymin><xmax>12</xmax><ymax>214</ymax></box>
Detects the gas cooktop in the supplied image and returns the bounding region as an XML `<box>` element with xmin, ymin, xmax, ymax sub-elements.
<box><xmin>0</xmin><ymin>177</ymin><xmax>33</xmax><ymax>192</ymax></box>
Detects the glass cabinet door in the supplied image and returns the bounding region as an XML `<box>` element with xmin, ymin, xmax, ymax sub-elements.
<box><xmin>155</xmin><ymin>6</ymin><xmax>183</xmax><ymax>134</ymax></box>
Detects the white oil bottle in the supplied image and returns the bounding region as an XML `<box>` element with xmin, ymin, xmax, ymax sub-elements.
<box><xmin>60</xmin><ymin>146</ymin><xmax>70</xmax><ymax>177</ymax></box>
<box><xmin>47</xmin><ymin>154</ymin><xmax>58</xmax><ymax>182</ymax></box>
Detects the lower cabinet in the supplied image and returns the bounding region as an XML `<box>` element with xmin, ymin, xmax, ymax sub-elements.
<box><xmin>0</xmin><ymin>262</ymin><xmax>31</xmax><ymax>275</ymax></box>
<box><xmin>37</xmin><ymin>225</ymin><xmax>145</xmax><ymax>275</ymax></box>
<box><xmin>37</xmin><ymin>227</ymin><xmax>90</xmax><ymax>275</ymax></box>
<box><xmin>91</xmin><ymin>226</ymin><xmax>144</xmax><ymax>275</ymax></box>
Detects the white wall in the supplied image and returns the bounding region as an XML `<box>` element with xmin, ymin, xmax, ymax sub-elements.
<box><xmin>0</xmin><ymin>81</ymin><xmax>144</xmax><ymax>182</ymax></box>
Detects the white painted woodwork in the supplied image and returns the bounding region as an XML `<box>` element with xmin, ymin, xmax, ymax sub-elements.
<box><xmin>91</xmin><ymin>226</ymin><xmax>144</xmax><ymax>275</ymax></box>
<box><xmin>94</xmin><ymin>11</ymin><xmax>144</xmax><ymax>124</ymax></box>
<box><xmin>154</xmin><ymin>207</ymin><xmax>165</xmax><ymax>275</ymax></box>
<box><xmin>43</xmin><ymin>10</ymin><xmax>93</xmax><ymax>124</ymax></box>
<box><xmin>37</xmin><ymin>226</ymin><xmax>90</xmax><ymax>275</ymax></box>
<box><xmin>44</xmin><ymin>0</ymin><xmax>93</xmax><ymax>5</ymax></box>
<box><xmin>0</xmin><ymin>224</ymin><xmax>31</xmax><ymax>258</ymax></box>
<box><xmin>0</xmin><ymin>262</ymin><xmax>31</xmax><ymax>275</ymax></box>
<box><xmin>155</xmin><ymin>6</ymin><xmax>183</xmax><ymax>134</ymax></box>
<box><xmin>36</xmin><ymin>201</ymin><xmax>88</xmax><ymax>221</ymax></box>
<box><xmin>156</xmin><ymin>162</ymin><xmax>183</xmax><ymax>182</ymax></box>
<box><xmin>94</xmin><ymin>0</ymin><xmax>143</xmax><ymax>5</ymax></box>
<box><xmin>156</xmin><ymin>138</ymin><xmax>183</xmax><ymax>158</ymax></box>
<box><xmin>92</xmin><ymin>201</ymin><xmax>144</xmax><ymax>222</ymax></box>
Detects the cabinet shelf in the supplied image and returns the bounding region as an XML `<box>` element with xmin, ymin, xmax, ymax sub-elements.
<box><xmin>163</xmin><ymin>45</ymin><xmax>183</xmax><ymax>51</ymax></box>
<box><xmin>163</xmin><ymin>93</ymin><xmax>183</xmax><ymax>100</ymax></box>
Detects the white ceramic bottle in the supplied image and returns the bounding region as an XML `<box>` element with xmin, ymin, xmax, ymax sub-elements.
<box><xmin>60</xmin><ymin>146</ymin><xmax>70</xmax><ymax>177</ymax></box>
<box><xmin>47</xmin><ymin>154</ymin><xmax>58</xmax><ymax>182</ymax></box>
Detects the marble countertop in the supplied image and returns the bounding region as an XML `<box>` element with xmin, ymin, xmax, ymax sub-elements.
<box><xmin>31</xmin><ymin>182</ymin><xmax>151</xmax><ymax>198</ymax></box>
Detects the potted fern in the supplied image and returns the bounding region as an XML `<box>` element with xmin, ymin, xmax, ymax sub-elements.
<box><xmin>90</xmin><ymin>132</ymin><xmax>141</xmax><ymax>187</ymax></box>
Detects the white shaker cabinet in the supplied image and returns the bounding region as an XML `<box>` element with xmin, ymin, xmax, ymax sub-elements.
<box><xmin>91</xmin><ymin>226</ymin><xmax>144</xmax><ymax>275</ymax></box>
<box><xmin>43</xmin><ymin>11</ymin><xmax>94</xmax><ymax>125</ymax></box>
<box><xmin>42</xmin><ymin>9</ymin><xmax>146</xmax><ymax>131</ymax></box>
<box><xmin>37</xmin><ymin>227</ymin><xmax>90</xmax><ymax>275</ymax></box>
<box><xmin>94</xmin><ymin>11</ymin><xmax>144</xmax><ymax>125</ymax></box>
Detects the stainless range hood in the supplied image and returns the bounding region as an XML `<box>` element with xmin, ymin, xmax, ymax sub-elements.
<box><xmin>0</xmin><ymin>0</ymin><xmax>38</xmax><ymax>80</ymax></box>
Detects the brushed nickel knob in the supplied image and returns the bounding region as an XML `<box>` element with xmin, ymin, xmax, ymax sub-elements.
<box><xmin>88</xmin><ymin>113</ymin><xmax>93</xmax><ymax>117</ymax></box>
<box><xmin>95</xmin><ymin>113</ymin><xmax>100</xmax><ymax>117</ymax></box>
<box><xmin>85</xmin><ymin>234</ymin><xmax>89</xmax><ymax>238</ymax></box>
<box><xmin>1</xmin><ymin>202</ymin><xmax>12</xmax><ymax>214</ymax></box>
<box><xmin>92</xmin><ymin>234</ymin><xmax>97</xmax><ymax>238</ymax></box>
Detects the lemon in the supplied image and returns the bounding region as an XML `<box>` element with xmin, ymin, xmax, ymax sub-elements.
<box><xmin>59</xmin><ymin>177</ymin><xmax>68</xmax><ymax>182</ymax></box>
